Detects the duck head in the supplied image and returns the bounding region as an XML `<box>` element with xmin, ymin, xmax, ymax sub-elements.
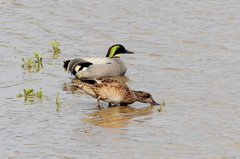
<box><xmin>134</xmin><ymin>91</ymin><xmax>160</xmax><ymax>105</ymax></box>
<box><xmin>106</xmin><ymin>44</ymin><xmax>134</xmax><ymax>58</ymax></box>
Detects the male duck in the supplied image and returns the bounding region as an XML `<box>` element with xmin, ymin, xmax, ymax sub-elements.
<box><xmin>63</xmin><ymin>44</ymin><xmax>134</xmax><ymax>80</ymax></box>
<box><xmin>74</xmin><ymin>78</ymin><xmax>160</xmax><ymax>108</ymax></box>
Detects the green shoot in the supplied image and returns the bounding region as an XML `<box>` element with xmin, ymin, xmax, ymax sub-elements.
<box><xmin>23</xmin><ymin>87</ymin><xmax>35</xmax><ymax>98</ymax></box>
<box><xmin>16</xmin><ymin>87</ymin><xmax>47</xmax><ymax>101</ymax></box>
<box><xmin>157</xmin><ymin>106</ymin><xmax>162</xmax><ymax>112</ymax></box>
<box><xmin>50</xmin><ymin>39</ymin><xmax>60</xmax><ymax>54</ymax></box>
<box><xmin>33</xmin><ymin>51</ymin><xmax>44</xmax><ymax>71</ymax></box>
<box><xmin>33</xmin><ymin>51</ymin><xmax>44</xmax><ymax>64</ymax></box>
<box><xmin>22</xmin><ymin>56</ymin><xmax>37</xmax><ymax>72</ymax></box>
<box><xmin>56</xmin><ymin>93</ymin><xmax>62</xmax><ymax>106</ymax></box>
<box><xmin>157</xmin><ymin>100</ymin><xmax>166</xmax><ymax>112</ymax></box>
<box><xmin>22</xmin><ymin>51</ymin><xmax>45</xmax><ymax>73</ymax></box>
<box><xmin>35</xmin><ymin>88</ymin><xmax>43</xmax><ymax>99</ymax></box>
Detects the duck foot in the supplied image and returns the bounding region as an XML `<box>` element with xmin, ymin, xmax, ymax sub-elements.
<box><xmin>96</xmin><ymin>105</ymin><xmax>103</xmax><ymax>109</ymax></box>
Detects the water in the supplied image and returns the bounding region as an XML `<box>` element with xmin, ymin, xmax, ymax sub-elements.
<box><xmin>1</xmin><ymin>0</ymin><xmax>240</xmax><ymax>158</ymax></box>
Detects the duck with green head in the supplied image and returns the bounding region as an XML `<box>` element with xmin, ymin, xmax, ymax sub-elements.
<box><xmin>63</xmin><ymin>44</ymin><xmax>134</xmax><ymax>80</ymax></box>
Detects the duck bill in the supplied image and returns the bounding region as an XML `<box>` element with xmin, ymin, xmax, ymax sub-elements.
<box><xmin>124</xmin><ymin>50</ymin><xmax>134</xmax><ymax>54</ymax></box>
<box><xmin>150</xmin><ymin>100</ymin><xmax>160</xmax><ymax>105</ymax></box>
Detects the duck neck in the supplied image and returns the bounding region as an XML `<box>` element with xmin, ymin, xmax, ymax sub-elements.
<box><xmin>133</xmin><ymin>91</ymin><xmax>140</xmax><ymax>101</ymax></box>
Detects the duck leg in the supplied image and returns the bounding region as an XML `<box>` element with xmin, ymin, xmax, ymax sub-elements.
<box><xmin>97</xmin><ymin>97</ymin><xmax>102</xmax><ymax>109</ymax></box>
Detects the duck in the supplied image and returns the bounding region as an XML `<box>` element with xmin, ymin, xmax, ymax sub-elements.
<box><xmin>63</xmin><ymin>44</ymin><xmax>134</xmax><ymax>80</ymax></box>
<box><xmin>73</xmin><ymin>78</ymin><xmax>160</xmax><ymax>108</ymax></box>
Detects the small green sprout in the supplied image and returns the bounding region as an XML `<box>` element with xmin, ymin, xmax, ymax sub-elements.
<box><xmin>17</xmin><ymin>87</ymin><xmax>47</xmax><ymax>101</ymax></box>
<box><xmin>22</xmin><ymin>56</ymin><xmax>37</xmax><ymax>72</ymax></box>
<box><xmin>56</xmin><ymin>93</ymin><xmax>62</xmax><ymax>106</ymax></box>
<box><xmin>50</xmin><ymin>39</ymin><xmax>60</xmax><ymax>54</ymax></box>
<box><xmin>33</xmin><ymin>50</ymin><xmax>44</xmax><ymax>64</ymax></box>
<box><xmin>22</xmin><ymin>51</ymin><xmax>45</xmax><ymax>73</ymax></box>
<box><xmin>35</xmin><ymin>88</ymin><xmax>43</xmax><ymax>99</ymax></box>
<box><xmin>157</xmin><ymin>106</ymin><xmax>162</xmax><ymax>112</ymax></box>
<box><xmin>157</xmin><ymin>100</ymin><xmax>165</xmax><ymax>112</ymax></box>
<box><xmin>23</xmin><ymin>87</ymin><xmax>35</xmax><ymax>98</ymax></box>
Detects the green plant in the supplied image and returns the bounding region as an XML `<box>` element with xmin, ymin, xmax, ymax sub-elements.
<box><xmin>22</xmin><ymin>51</ymin><xmax>45</xmax><ymax>73</ymax></box>
<box><xmin>157</xmin><ymin>106</ymin><xmax>162</xmax><ymax>112</ymax></box>
<box><xmin>157</xmin><ymin>100</ymin><xmax>165</xmax><ymax>112</ymax></box>
<box><xmin>33</xmin><ymin>51</ymin><xmax>44</xmax><ymax>68</ymax></box>
<box><xmin>35</xmin><ymin>88</ymin><xmax>43</xmax><ymax>99</ymax></box>
<box><xmin>16</xmin><ymin>87</ymin><xmax>34</xmax><ymax>98</ymax></box>
<box><xmin>22</xmin><ymin>56</ymin><xmax>37</xmax><ymax>72</ymax></box>
<box><xmin>50</xmin><ymin>39</ymin><xmax>60</xmax><ymax>54</ymax></box>
<box><xmin>56</xmin><ymin>93</ymin><xmax>62</xmax><ymax>106</ymax></box>
<box><xmin>16</xmin><ymin>87</ymin><xmax>47</xmax><ymax>101</ymax></box>
<box><xmin>16</xmin><ymin>87</ymin><xmax>35</xmax><ymax>101</ymax></box>
<box><xmin>23</xmin><ymin>87</ymin><xmax>35</xmax><ymax>98</ymax></box>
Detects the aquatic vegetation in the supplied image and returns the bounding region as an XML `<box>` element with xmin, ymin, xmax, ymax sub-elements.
<box><xmin>23</xmin><ymin>87</ymin><xmax>35</xmax><ymax>98</ymax></box>
<box><xmin>157</xmin><ymin>100</ymin><xmax>165</xmax><ymax>112</ymax></box>
<box><xmin>16</xmin><ymin>87</ymin><xmax>35</xmax><ymax>100</ymax></box>
<box><xmin>22</xmin><ymin>56</ymin><xmax>37</xmax><ymax>72</ymax></box>
<box><xmin>22</xmin><ymin>51</ymin><xmax>44</xmax><ymax>73</ymax></box>
<box><xmin>56</xmin><ymin>93</ymin><xmax>63</xmax><ymax>106</ymax></box>
<box><xmin>35</xmin><ymin>88</ymin><xmax>43</xmax><ymax>99</ymax></box>
<box><xmin>16</xmin><ymin>87</ymin><xmax>47</xmax><ymax>101</ymax></box>
<box><xmin>33</xmin><ymin>51</ymin><xmax>44</xmax><ymax>68</ymax></box>
<box><xmin>50</xmin><ymin>39</ymin><xmax>60</xmax><ymax>54</ymax></box>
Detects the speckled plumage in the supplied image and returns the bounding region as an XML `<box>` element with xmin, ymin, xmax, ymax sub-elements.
<box><xmin>63</xmin><ymin>44</ymin><xmax>134</xmax><ymax>80</ymax></box>
<box><xmin>74</xmin><ymin>78</ymin><xmax>159</xmax><ymax>108</ymax></box>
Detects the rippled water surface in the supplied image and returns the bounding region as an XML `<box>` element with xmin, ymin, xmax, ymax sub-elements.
<box><xmin>1</xmin><ymin>0</ymin><xmax>240</xmax><ymax>158</ymax></box>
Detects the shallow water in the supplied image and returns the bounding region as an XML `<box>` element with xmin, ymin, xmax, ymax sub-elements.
<box><xmin>1</xmin><ymin>0</ymin><xmax>240</xmax><ymax>158</ymax></box>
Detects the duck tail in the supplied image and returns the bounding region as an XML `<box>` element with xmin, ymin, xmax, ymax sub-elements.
<box><xmin>66</xmin><ymin>58</ymin><xmax>93</xmax><ymax>76</ymax></box>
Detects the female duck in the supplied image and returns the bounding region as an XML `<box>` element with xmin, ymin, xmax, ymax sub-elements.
<box><xmin>63</xmin><ymin>44</ymin><xmax>134</xmax><ymax>80</ymax></box>
<box><xmin>74</xmin><ymin>78</ymin><xmax>160</xmax><ymax>108</ymax></box>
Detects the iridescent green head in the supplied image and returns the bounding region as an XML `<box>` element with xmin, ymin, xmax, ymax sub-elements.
<box><xmin>106</xmin><ymin>44</ymin><xmax>134</xmax><ymax>58</ymax></box>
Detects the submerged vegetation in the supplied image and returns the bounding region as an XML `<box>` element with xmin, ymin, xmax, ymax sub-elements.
<box><xmin>22</xmin><ymin>56</ymin><xmax>37</xmax><ymax>72</ymax></box>
<box><xmin>50</xmin><ymin>39</ymin><xmax>61</xmax><ymax>55</ymax></box>
<box><xmin>35</xmin><ymin>88</ymin><xmax>43</xmax><ymax>99</ymax></box>
<box><xmin>56</xmin><ymin>93</ymin><xmax>63</xmax><ymax>106</ymax></box>
<box><xmin>16</xmin><ymin>87</ymin><xmax>63</xmax><ymax>105</ymax></box>
<box><xmin>19</xmin><ymin>40</ymin><xmax>63</xmax><ymax>104</ymax></box>
<box><xmin>33</xmin><ymin>51</ymin><xmax>44</xmax><ymax>69</ymax></box>
<box><xmin>16</xmin><ymin>87</ymin><xmax>47</xmax><ymax>101</ymax></box>
<box><xmin>22</xmin><ymin>51</ymin><xmax>44</xmax><ymax>73</ymax></box>
<box><xmin>157</xmin><ymin>100</ymin><xmax>165</xmax><ymax>112</ymax></box>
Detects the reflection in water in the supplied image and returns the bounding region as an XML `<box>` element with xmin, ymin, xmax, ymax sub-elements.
<box><xmin>82</xmin><ymin>105</ymin><xmax>155</xmax><ymax>128</ymax></box>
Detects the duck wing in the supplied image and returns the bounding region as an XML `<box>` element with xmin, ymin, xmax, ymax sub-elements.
<box><xmin>66</xmin><ymin>58</ymin><xmax>93</xmax><ymax>76</ymax></box>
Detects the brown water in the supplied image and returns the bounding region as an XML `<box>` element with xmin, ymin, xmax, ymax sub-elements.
<box><xmin>1</xmin><ymin>0</ymin><xmax>240</xmax><ymax>158</ymax></box>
